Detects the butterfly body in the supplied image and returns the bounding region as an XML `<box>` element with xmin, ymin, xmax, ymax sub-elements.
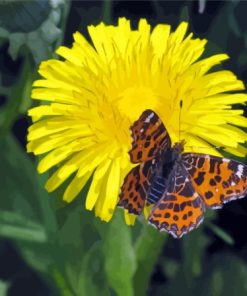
<box><xmin>147</xmin><ymin>142</ymin><xmax>184</xmax><ymax>204</ymax></box>
<box><xmin>118</xmin><ymin>110</ymin><xmax>247</xmax><ymax>238</ymax></box>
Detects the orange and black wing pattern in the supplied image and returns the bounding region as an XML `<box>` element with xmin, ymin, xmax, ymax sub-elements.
<box><xmin>118</xmin><ymin>160</ymin><xmax>156</xmax><ymax>214</ymax></box>
<box><xmin>148</xmin><ymin>164</ymin><xmax>205</xmax><ymax>238</ymax></box>
<box><xmin>182</xmin><ymin>154</ymin><xmax>247</xmax><ymax>209</ymax></box>
<box><xmin>129</xmin><ymin>109</ymin><xmax>171</xmax><ymax>163</ymax></box>
<box><xmin>118</xmin><ymin>109</ymin><xmax>170</xmax><ymax>214</ymax></box>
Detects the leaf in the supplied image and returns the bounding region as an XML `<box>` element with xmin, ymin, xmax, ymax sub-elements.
<box><xmin>182</xmin><ymin>226</ymin><xmax>210</xmax><ymax>280</ymax></box>
<box><xmin>0</xmin><ymin>54</ymin><xmax>34</xmax><ymax>136</ymax></box>
<box><xmin>207</xmin><ymin>222</ymin><xmax>234</xmax><ymax>245</ymax></box>
<box><xmin>194</xmin><ymin>254</ymin><xmax>247</xmax><ymax>296</ymax></box>
<box><xmin>0</xmin><ymin>134</ymin><xmax>57</xmax><ymax>272</ymax></box>
<box><xmin>103</xmin><ymin>210</ymin><xmax>137</xmax><ymax>296</ymax></box>
<box><xmin>0</xmin><ymin>0</ymin><xmax>51</xmax><ymax>33</ymax></box>
<box><xmin>0</xmin><ymin>0</ymin><xmax>66</xmax><ymax>63</ymax></box>
<box><xmin>0</xmin><ymin>280</ymin><xmax>10</xmax><ymax>296</ymax></box>
<box><xmin>66</xmin><ymin>242</ymin><xmax>111</xmax><ymax>296</ymax></box>
<box><xmin>162</xmin><ymin>225</ymin><xmax>210</xmax><ymax>295</ymax></box>
<box><xmin>133</xmin><ymin>225</ymin><xmax>167</xmax><ymax>296</ymax></box>
<box><xmin>0</xmin><ymin>213</ymin><xmax>47</xmax><ymax>243</ymax></box>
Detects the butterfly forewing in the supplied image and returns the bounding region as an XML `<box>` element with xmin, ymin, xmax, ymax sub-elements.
<box><xmin>129</xmin><ymin>109</ymin><xmax>171</xmax><ymax>163</ymax></box>
<box><xmin>148</xmin><ymin>164</ymin><xmax>205</xmax><ymax>238</ymax></box>
<box><xmin>182</xmin><ymin>154</ymin><xmax>247</xmax><ymax>209</ymax></box>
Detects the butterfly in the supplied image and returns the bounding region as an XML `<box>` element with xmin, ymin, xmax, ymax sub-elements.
<box><xmin>118</xmin><ymin>109</ymin><xmax>247</xmax><ymax>238</ymax></box>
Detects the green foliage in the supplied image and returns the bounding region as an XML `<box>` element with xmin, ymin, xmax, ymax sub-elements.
<box><xmin>0</xmin><ymin>280</ymin><xmax>9</xmax><ymax>296</ymax></box>
<box><xmin>0</xmin><ymin>0</ymin><xmax>70</xmax><ymax>63</ymax></box>
<box><xmin>103</xmin><ymin>212</ymin><xmax>137</xmax><ymax>296</ymax></box>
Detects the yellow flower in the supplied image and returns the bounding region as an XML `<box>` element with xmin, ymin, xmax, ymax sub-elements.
<box><xmin>27</xmin><ymin>18</ymin><xmax>247</xmax><ymax>223</ymax></box>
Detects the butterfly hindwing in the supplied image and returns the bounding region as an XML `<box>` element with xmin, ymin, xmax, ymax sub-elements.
<box><xmin>182</xmin><ymin>154</ymin><xmax>247</xmax><ymax>209</ymax></box>
<box><xmin>148</xmin><ymin>163</ymin><xmax>205</xmax><ymax>238</ymax></box>
<box><xmin>129</xmin><ymin>109</ymin><xmax>171</xmax><ymax>163</ymax></box>
<box><xmin>118</xmin><ymin>160</ymin><xmax>157</xmax><ymax>214</ymax></box>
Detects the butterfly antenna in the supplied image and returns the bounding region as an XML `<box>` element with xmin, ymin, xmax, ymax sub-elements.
<box><xmin>179</xmin><ymin>100</ymin><xmax>183</xmax><ymax>142</ymax></box>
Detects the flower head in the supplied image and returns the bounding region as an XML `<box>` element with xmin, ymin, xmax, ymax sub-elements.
<box><xmin>27</xmin><ymin>18</ymin><xmax>247</xmax><ymax>223</ymax></box>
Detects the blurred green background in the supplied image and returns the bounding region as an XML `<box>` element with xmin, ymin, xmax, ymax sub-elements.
<box><xmin>0</xmin><ymin>1</ymin><xmax>247</xmax><ymax>295</ymax></box>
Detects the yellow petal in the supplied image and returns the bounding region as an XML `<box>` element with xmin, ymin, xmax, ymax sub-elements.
<box><xmin>101</xmin><ymin>158</ymin><xmax>121</xmax><ymax>222</ymax></box>
<box><xmin>63</xmin><ymin>170</ymin><xmax>93</xmax><ymax>203</ymax></box>
<box><xmin>86</xmin><ymin>159</ymin><xmax>111</xmax><ymax>211</ymax></box>
<box><xmin>124</xmin><ymin>210</ymin><xmax>136</xmax><ymax>226</ymax></box>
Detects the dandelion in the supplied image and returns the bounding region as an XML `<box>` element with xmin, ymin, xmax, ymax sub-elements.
<box><xmin>27</xmin><ymin>18</ymin><xmax>247</xmax><ymax>223</ymax></box>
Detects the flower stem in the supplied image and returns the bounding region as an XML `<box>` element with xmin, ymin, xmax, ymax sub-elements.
<box><xmin>133</xmin><ymin>226</ymin><xmax>168</xmax><ymax>295</ymax></box>
<box><xmin>102</xmin><ymin>0</ymin><xmax>112</xmax><ymax>24</ymax></box>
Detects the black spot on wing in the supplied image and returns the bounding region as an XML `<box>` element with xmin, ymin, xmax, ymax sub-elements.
<box><xmin>137</xmin><ymin>151</ymin><xmax>142</xmax><ymax>160</ymax></box>
<box><xmin>158</xmin><ymin>203</ymin><xmax>167</xmax><ymax>210</ymax></box>
<box><xmin>164</xmin><ymin>212</ymin><xmax>170</xmax><ymax>218</ymax></box>
<box><xmin>180</xmin><ymin>202</ymin><xmax>187</xmax><ymax>211</ymax></box>
<box><xmin>209</xmin><ymin>178</ymin><xmax>217</xmax><ymax>186</ymax></box>
<box><xmin>197</xmin><ymin>158</ymin><xmax>204</xmax><ymax>168</ymax></box>
<box><xmin>188</xmin><ymin>211</ymin><xmax>193</xmax><ymax>217</ymax></box>
<box><xmin>167</xmin><ymin>202</ymin><xmax>174</xmax><ymax>209</ymax></box>
<box><xmin>194</xmin><ymin>172</ymin><xmax>206</xmax><ymax>186</ymax></box>
<box><xmin>182</xmin><ymin>214</ymin><xmax>187</xmax><ymax>220</ymax></box>
<box><xmin>228</xmin><ymin>160</ymin><xmax>238</xmax><ymax>172</ymax></box>
<box><xmin>205</xmin><ymin>191</ymin><xmax>214</xmax><ymax>199</ymax></box>
<box><xmin>215</xmin><ymin>175</ymin><xmax>222</xmax><ymax>182</ymax></box>
<box><xmin>222</xmin><ymin>181</ymin><xmax>229</xmax><ymax>188</ymax></box>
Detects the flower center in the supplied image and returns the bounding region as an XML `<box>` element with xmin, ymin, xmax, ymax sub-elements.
<box><xmin>116</xmin><ymin>86</ymin><xmax>161</xmax><ymax>121</ymax></box>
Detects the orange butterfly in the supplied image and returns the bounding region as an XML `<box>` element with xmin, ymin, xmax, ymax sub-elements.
<box><xmin>118</xmin><ymin>110</ymin><xmax>247</xmax><ymax>238</ymax></box>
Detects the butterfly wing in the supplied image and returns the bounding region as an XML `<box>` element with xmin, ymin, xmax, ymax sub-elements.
<box><xmin>119</xmin><ymin>109</ymin><xmax>171</xmax><ymax>214</ymax></box>
<box><xmin>118</xmin><ymin>160</ymin><xmax>157</xmax><ymax>214</ymax></box>
<box><xmin>148</xmin><ymin>163</ymin><xmax>205</xmax><ymax>238</ymax></box>
<box><xmin>182</xmin><ymin>154</ymin><xmax>247</xmax><ymax>209</ymax></box>
<box><xmin>129</xmin><ymin>109</ymin><xmax>171</xmax><ymax>163</ymax></box>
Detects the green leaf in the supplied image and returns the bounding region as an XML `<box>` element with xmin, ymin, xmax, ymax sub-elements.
<box><xmin>66</xmin><ymin>242</ymin><xmax>111</xmax><ymax>296</ymax></box>
<box><xmin>195</xmin><ymin>254</ymin><xmax>247</xmax><ymax>296</ymax></box>
<box><xmin>0</xmin><ymin>211</ymin><xmax>47</xmax><ymax>243</ymax></box>
<box><xmin>133</xmin><ymin>225</ymin><xmax>167</xmax><ymax>296</ymax></box>
<box><xmin>0</xmin><ymin>280</ymin><xmax>10</xmax><ymax>296</ymax></box>
<box><xmin>0</xmin><ymin>53</ymin><xmax>34</xmax><ymax>137</ymax></box>
<box><xmin>0</xmin><ymin>134</ymin><xmax>56</xmax><ymax>229</ymax></box>
<box><xmin>182</xmin><ymin>226</ymin><xmax>210</xmax><ymax>281</ymax></box>
<box><xmin>207</xmin><ymin>222</ymin><xmax>234</xmax><ymax>245</ymax></box>
<box><xmin>0</xmin><ymin>134</ymin><xmax>57</xmax><ymax>273</ymax></box>
<box><xmin>103</xmin><ymin>210</ymin><xmax>137</xmax><ymax>296</ymax></box>
<box><xmin>0</xmin><ymin>0</ymin><xmax>67</xmax><ymax>63</ymax></box>
<box><xmin>0</xmin><ymin>0</ymin><xmax>51</xmax><ymax>33</ymax></box>
<box><xmin>159</xmin><ymin>227</ymin><xmax>210</xmax><ymax>295</ymax></box>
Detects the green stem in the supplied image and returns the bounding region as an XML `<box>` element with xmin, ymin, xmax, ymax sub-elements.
<box><xmin>0</xmin><ymin>52</ymin><xmax>34</xmax><ymax>137</ymax></box>
<box><xmin>102</xmin><ymin>0</ymin><xmax>112</xmax><ymax>24</ymax></box>
<box><xmin>133</xmin><ymin>226</ymin><xmax>167</xmax><ymax>296</ymax></box>
<box><xmin>52</xmin><ymin>267</ymin><xmax>76</xmax><ymax>296</ymax></box>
